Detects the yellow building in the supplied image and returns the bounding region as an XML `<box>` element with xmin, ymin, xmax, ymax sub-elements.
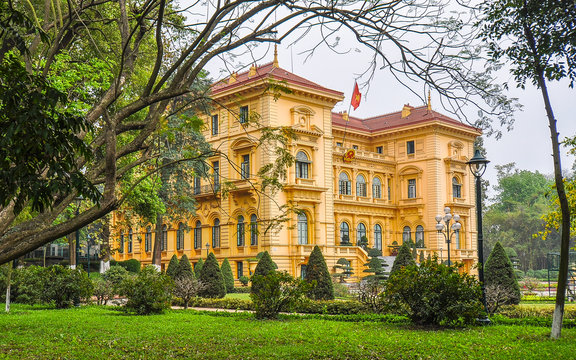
<box><xmin>112</xmin><ymin>57</ymin><xmax>481</xmax><ymax>281</ymax></box>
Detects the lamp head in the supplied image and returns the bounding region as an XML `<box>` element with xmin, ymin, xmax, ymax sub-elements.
<box><xmin>435</xmin><ymin>214</ymin><xmax>443</xmax><ymax>223</ymax></box>
<box><xmin>467</xmin><ymin>149</ymin><xmax>490</xmax><ymax>177</ymax></box>
<box><xmin>453</xmin><ymin>214</ymin><xmax>461</xmax><ymax>222</ymax></box>
<box><xmin>435</xmin><ymin>223</ymin><xmax>444</xmax><ymax>231</ymax></box>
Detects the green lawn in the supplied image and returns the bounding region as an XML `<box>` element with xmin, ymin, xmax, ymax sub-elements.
<box><xmin>1</xmin><ymin>305</ymin><xmax>576</xmax><ymax>359</ymax></box>
<box><xmin>225</xmin><ymin>292</ymin><xmax>250</xmax><ymax>300</ymax></box>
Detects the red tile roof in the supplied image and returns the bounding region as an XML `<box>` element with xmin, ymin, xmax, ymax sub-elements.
<box><xmin>212</xmin><ymin>62</ymin><xmax>343</xmax><ymax>96</ymax></box>
<box><xmin>332</xmin><ymin>106</ymin><xmax>479</xmax><ymax>133</ymax></box>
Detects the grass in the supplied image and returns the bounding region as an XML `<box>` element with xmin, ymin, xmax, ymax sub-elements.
<box><xmin>1</xmin><ymin>305</ymin><xmax>576</xmax><ymax>359</ymax></box>
<box><xmin>225</xmin><ymin>293</ymin><xmax>250</xmax><ymax>300</ymax></box>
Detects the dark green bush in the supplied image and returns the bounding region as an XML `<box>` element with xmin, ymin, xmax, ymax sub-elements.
<box><xmin>384</xmin><ymin>258</ymin><xmax>482</xmax><ymax>326</ymax></box>
<box><xmin>176</xmin><ymin>255</ymin><xmax>194</xmax><ymax>279</ymax></box>
<box><xmin>166</xmin><ymin>255</ymin><xmax>179</xmax><ymax>279</ymax></box>
<box><xmin>239</xmin><ymin>275</ymin><xmax>249</xmax><ymax>287</ymax></box>
<box><xmin>295</xmin><ymin>299</ymin><xmax>369</xmax><ymax>315</ymax></box>
<box><xmin>232</xmin><ymin>286</ymin><xmax>251</xmax><ymax>293</ymax></box>
<box><xmin>102</xmin><ymin>265</ymin><xmax>130</xmax><ymax>296</ymax></box>
<box><xmin>187</xmin><ymin>297</ymin><xmax>254</xmax><ymax>311</ymax></box>
<box><xmin>250</xmin><ymin>251</ymin><xmax>276</xmax><ymax>296</ymax></box>
<box><xmin>251</xmin><ymin>271</ymin><xmax>308</xmax><ymax>319</ymax></box>
<box><xmin>116</xmin><ymin>259</ymin><xmax>141</xmax><ymax>273</ymax></box>
<box><xmin>220</xmin><ymin>258</ymin><xmax>235</xmax><ymax>293</ymax></box>
<box><xmin>122</xmin><ymin>266</ymin><xmax>173</xmax><ymax>315</ymax></box>
<box><xmin>194</xmin><ymin>258</ymin><xmax>204</xmax><ymax>278</ymax></box>
<box><xmin>93</xmin><ymin>278</ymin><xmax>114</xmax><ymax>305</ymax></box>
<box><xmin>389</xmin><ymin>243</ymin><xmax>416</xmax><ymax>277</ymax></box>
<box><xmin>485</xmin><ymin>242</ymin><xmax>521</xmax><ymax>305</ymax></box>
<box><xmin>304</xmin><ymin>245</ymin><xmax>334</xmax><ymax>300</ymax></box>
<box><xmin>198</xmin><ymin>253</ymin><xmax>226</xmax><ymax>298</ymax></box>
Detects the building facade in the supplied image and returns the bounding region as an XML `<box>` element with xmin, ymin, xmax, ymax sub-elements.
<box><xmin>111</xmin><ymin>57</ymin><xmax>481</xmax><ymax>281</ymax></box>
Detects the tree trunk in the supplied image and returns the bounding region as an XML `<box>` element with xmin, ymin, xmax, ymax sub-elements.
<box><xmin>152</xmin><ymin>213</ymin><xmax>164</xmax><ymax>270</ymax></box>
<box><xmin>100</xmin><ymin>217</ymin><xmax>111</xmax><ymax>273</ymax></box>
<box><xmin>67</xmin><ymin>233</ymin><xmax>75</xmax><ymax>268</ymax></box>
<box><xmin>4</xmin><ymin>261</ymin><xmax>12</xmax><ymax>313</ymax></box>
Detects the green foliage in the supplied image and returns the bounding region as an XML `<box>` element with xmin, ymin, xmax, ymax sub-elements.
<box><xmin>305</xmin><ymin>246</ymin><xmax>334</xmax><ymax>300</ymax></box>
<box><xmin>251</xmin><ymin>251</ymin><xmax>276</xmax><ymax>296</ymax></box>
<box><xmin>385</xmin><ymin>258</ymin><xmax>483</xmax><ymax>326</ymax></box>
<box><xmin>93</xmin><ymin>278</ymin><xmax>114</xmax><ymax>305</ymax></box>
<box><xmin>122</xmin><ymin>266</ymin><xmax>173</xmax><ymax>315</ymax></box>
<box><xmin>363</xmin><ymin>256</ymin><xmax>388</xmax><ymax>282</ymax></box>
<box><xmin>13</xmin><ymin>265</ymin><xmax>92</xmax><ymax>308</ymax></box>
<box><xmin>176</xmin><ymin>254</ymin><xmax>194</xmax><ymax>279</ymax></box>
<box><xmin>485</xmin><ymin>242</ymin><xmax>522</xmax><ymax>305</ymax></box>
<box><xmin>102</xmin><ymin>265</ymin><xmax>130</xmax><ymax>296</ymax></box>
<box><xmin>250</xmin><ymin>271</ymin><xmax>308</xmax><ymax>319</ymax></box>
<box><xmin>333</xmin><ymin>258</ymin><xmax>354</xmax><ymax>283</ymax></box>
<box><xmin>367</xmin><ymin>248</ymin><xmax>382</xmax><ymax>257</ymax></box>
<box><xmin>166</xmin><ymin>255</ymin><xmax>180</xmax><ymax>279</ymax></box>
<box><xmin>239</xmin><ymin>276</ymin><xmax>250</xmax><ymax>287</ymax></box>
<box><xmin>389</xmin><ymin>243</ymin><xmax>416</xmax><ymax>276</ymax></box>
<box><xmin>198</xmin><ymin>253</ymin><xmax>226</xmax><ymax>298</ymax></box>
<box><xmin>194</xmin><ymin>258</ymin><xmax>204</xmax><ymax>278</ymax></box>
<box><xmin>115</xmin><ymin>259</ymin><xmax>141</xmax><ymax>273</ymax></box>
<box><xmin>220</xmin><ymin>259</ymin><xmax>235</xmax><ymax>293</ymax></box>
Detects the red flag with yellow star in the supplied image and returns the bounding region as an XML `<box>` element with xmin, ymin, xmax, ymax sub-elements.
<box><xmin>351</xmin><ymin>82</ymin><xmax>361</xmax><ymax>110</ymax></box>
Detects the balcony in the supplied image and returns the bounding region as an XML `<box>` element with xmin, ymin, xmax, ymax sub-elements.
<box><xmin>193</xmin><ymin>184</ymin><xmax>220</xmax><ymax>198</ymax></box>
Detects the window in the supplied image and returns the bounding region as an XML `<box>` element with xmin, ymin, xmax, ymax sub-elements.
<box><xmin>194</xmin><ymin>177</ymin><xmax>201</xmax><ymax>195</ymax></box>
<box><xmin>452</xmin><ymin>177</ymin><xmax>462</xmax><ymax>198</ymax></box>
<box><xmin>373</xmin><ymin>177</ymin><xmax>382</xmax><ymax>199</ymax></box>
<box><xmin>211</xmin><ymin>114</ymin><xmax>219</xmax><ymax>136</ymax></box>
<box><xmin>250</xmin><ymin>214</ymin><xmax>258</xmax><ymax>246</ymax></box>
<box><xmin>237</xmin><ymin>215</ymin><xmax>245</xmax><ymax>246</ymax></box>
<box><xmin>213</xmin><ymin>161</ymin><xmax>220</xmax><ymax>189</ymax></box>
<box><xmin>295</xmin><ymin>151</ymin><xmax>310</xmax><ymax>179</ymax></box>
<box><xmin>237</xmin><ymin>261</ymin><xmax>244</xmax><ymax>279</ymax></box>
<box><xmin>145</xmin><ymin>226</ymin><xmax>152</xmax><ymax>252</ymax></box>
<box><xmin>352</xmin><ymin>145</ymin><xmax>359</xmax><ymax>150</ymax></box>
<box><xmin>336</xmin><ymin>142</ymin><xmax>343</xmax><ymax>147</ymax></box>
<box><xmin>194</xmin><ymin>221</ymin><xmax>202</xmax><ymax>249</ymax></box>
<box><xmin>374</xmin><ymin>224</ymin><xmax>382</xmax><ymax>251</ymax></box>
<box><xmin>387</xmin><ymin>179</ymin><xmax>392</xmax><ymax>200</ymax></box>
<box><xmin>128</xmin><ymin>229</ymin><xmax>133</xmax><ymax>253</ymax></box>
<box><xmin>376</xmin><ymin>146</ymin><xmax>383</xmax><ymax>154</ymax></box>
<box><xmin>356</xmin><ymin>174</ymin><xmax>367</xmax><ymax>197</ymax></box>
<box><xmin>119</xmin><ymin>234</ymin><xmax>124</xmax><ymax>253</ymax></box>
<box><xmin>407</xmin><ymin>140</ymin><xmax>415</xmax><ymax>155</ymax></box>
<box><xmin>241</xmin><ymin>154</ymin><xmax>250</xmax><ymax>179</ymax></box>
<box><xmin>339</xmin><ymin>172</ymin><xmax>351</xmax><ymax>195</ymax></box>
<box><xmin>357</xmin><ymin>223</ymin><xmax>367</xmax><ymax>245</ymax></box>
<box><xmin>408</xmin><ymin>179</ymin><xmax>416</xmax><ymax>198</ymax></box>
<box><xmin>212</xmin><ymin>219</ymin><xmax>221</xmax><ymax>248</ymax></box>
<box><xmin>239</xmin><ymin>105</ymin><xmax>249</xmax><ymax>124</ymax></box>
<box><xmin>177</xmin><ymin>223</ymin><xmax>185</xmax><ymax>250</ymax></box>
<box><xmin>340</xmin><ymin>222</ymin><xmax>350</xmax><ymax>244</ymax></box>
<box><xmin>300</xmin><ymin>265</ymin><xmax>307</xmax><ymax>280</ymax></box>
<box><xmin>161</xmin><ymin>225</ymin><xmax>168</xmax><ymax>251</ymax></box>
<box><xmin>402</xmin><ymin>226</ymin><xmax>411</xmax><ymax>244</ymax></box>
<box><xmin>297</xmin><ymin>213</ymin><xmax>308</xmax><ymax>245</ymax></box>
<box><xmin>416</xmin><ymin>225</ymin><xmax>424</xmax><ymax>248</ymax></box>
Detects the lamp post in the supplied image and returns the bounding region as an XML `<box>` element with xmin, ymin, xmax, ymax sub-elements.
<box><xmin>467</xmin><ymin>148</ymin><xmax>491</xmax><ymax>324</ymax></box>
<box><xmin>73</xmin><ymin>196</ymin><xmax>83</xmax><ymax>270</ymax></box>
<box><xmin>205</xmin><ymin>243</ymin><xmax>210</xmax><ymax>258</ymax></box>
<box><xmin>435</xmin><ymin>207</ymin><xmax>461</xmax><ymax>266</ymax></box>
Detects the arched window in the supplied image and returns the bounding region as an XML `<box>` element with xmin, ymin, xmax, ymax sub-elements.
<box><xmin>402</xmin><ymin>226</ymin><xmax>411</xmax><ymax>244</ymax></box>
<box><xmin>452</xmin><ymin>177</ymin><xmax>462</xmax><ymax>198</ymax></box>
<box><xmin>161</xmin><ymin>225</ymin><xmax>168</xmax><ymax>251</ymax></box>
<box><xmin>295</xmin><ymin>151</ymin><xmax>310</xmax><ymax>179</ymax></box>
<box><xmin>407</xmin><ymin>179</ymin><xmax>417</xmax><ymax>198</ymax></box>
<box><xmin>177</xmin><ymin>222</ymin><xmax>185</xmax><ymax>250</ymax></box>
<box><xmin>145</xmin><ymin>226</ymin><xmax>152</xmax><ymax>252</ymax></box>
<box><xmin>374</xmin><ymin>224</ymin><xmax>382</xmax><ymax>251</ymax></box>
<box><xmin>356</xmin><ymin>174</ymin><xmax>367</xmax><ymax>197</ymax></box>
<box><xmin>237</xmin><ymin>215</ymin><xmax>245</xmax><ymax>246</ymax></box>
<box><xmin>250</xmin><ymin>214</ymin><xmax>258</xmax><ymax>246</ymax></box>
<box><xmin>373</xmin><ymin>177</ymin><xmax>382</xmax><ymax>199</ymax></box>
<box><xmin>297</xmin><ymin>213</ymin><xmax>308</xmax><ymax>245</ymax></box>
<box><xmin>339</xmin><ymin>172</ymin><xmax>351</xmax><ymax>195</ymax></box>
<box><xmin>340</xmin><ymin>222</ymin><xmax>350</xmax><ymax>244</ymax></box>
<box><xmin>415</xmin><ymin>225</ymin><xmax>424</xmax><ymax>248</ymax></box>
<box><xmin>128</xmin><ymin>228</ymin><xmax>133</xmax><ymax>253</ymax></box>
<box><xmin>212</xmin><ymin>219</ymin><xmax>221</xmax><ymax>248</ymax></box>
<box><xmin>357</xmin><ymin>223</ymin><xmax>367</xmax><ymax>245</ymax></box>
<box><xmin>119</xmin><ymin>233</ymin><xmax>124</xmax><ymax>253</ymax></box>
<box><xmin>194</xmin><ymin>221</ymin><xmax>202</xmax><ymax>249</ymax></box>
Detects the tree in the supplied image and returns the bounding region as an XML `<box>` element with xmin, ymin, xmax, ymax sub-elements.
<box><xmin>250</xmin><ymin>271</ymin><xmax>308</xmax><ymax>320</ymax></box>
<box><xmin>363</xmin><ymin>256</ymin><xmax>388</xmax><ymax>283</ymax></box>
<box><xmin>198</xmin><ymin>253</ymin><xmax>226</xmax><ymax>298</ymax></box>
<box><xmin>389</xmin><ymin>243</ymin><xmax>416</xmax><ymax>277</ymax></box>
<box><xmin>333</xmin><ymin>258</ymin><xmax>354</xmax><ymax>283</ymax></box>
<box><xmin>173</xmin><ymin>276</ymin><xmax>205</xmax><ymax>310</ymax></box>
<box><xmin>194</xmin><ymin>258</ymin><xmax>204</xmax><ymax>279</ymax></box>
<box><xmin>122</xmin><ymin>266</ymin><xmax>173</xmax><ymax>315</ymax></box>
<box><xmin>251</xmin><ymin>251</ymin><xmax>276</xmax><ymax>296</ymax></box>
<box><xmin>0</xmin><ymin>0</ymin><xmax>516</xmax><ymax>266</ymax></box>
<box><xmin>166</xmin><ymin>255</ymin><xmax>180</xmax><ymax>279</ymax></box>
<box><xmin>176</xmin><ymin>255</ymin><xmax>194</xmax><ymax>280</ymax></box>
<box><xmin>304</xmin><ymin>245</ymin><xmax>334</xmax><ymax>300</ymax></box>
<box><xmin>484</xmin><ymin>242</ymin><xmax>521</xmax><ymax>305</ymax></box>
<box><xmin>480</xmin><ymin>0</ymin><xmax>576</xmax><ymax>338</ymax></box>
<box><xmin>220</xmin><ymin>259</ymin><xmax>235</xmax><ymax>293</ymax></box>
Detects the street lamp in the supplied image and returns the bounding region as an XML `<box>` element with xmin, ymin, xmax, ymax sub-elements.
<box><xmin>205</xmin><ymin>243</ymin><xmax>210</xmax><ymax>258</ymax></box>
<box><xmin>73</xmin><ymin>196</ymin><xmax>83</xmax><ymax>270</ymax></box>
<box><xmin>467</xmin><ymin>148</ymin><xmax>491</xmax><ymax>324</ymax></box>
<box><xmin>435</xmin><ymin>207</ymin><xmax>461</xmax><ymax>266</ymax></box>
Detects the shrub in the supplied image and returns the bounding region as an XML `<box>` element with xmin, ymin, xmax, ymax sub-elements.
<box><xmin>13</xmin><ymin>265</ymin><xmax>46</xmax><ymax>304</ymax></box>
<box><xmin>485</xmin><ymin>242</ymin><xmax>521</xmax><ymax>305</ymax></box>
<box><xmin>176</xmin><ymin>255</ymin><xmax>194</xmax><ymax>279</ymax></box>
<box><xmin>93</xmin><ymin>278</ymin><xmax>114</xmax><ymax>305</ymax></box>
<box><xmin>122</xmin><ymin>266</ymin><xmax>173</xmax><ymax>315</ymax></box>
<box><xmin>116</xmin><ymin>259</ymin><xmax>141</xmax><ymax>273</ymax></box>
<box><xmin>166</xmin><ymin>255</ymin><xmax>179</xmax><ymax>279</ymax></box>
<box><xmin>239</xmin><ymin>275</ymin><xmax>250</xmax><ymax>287</ymax></box>
<box><xmin>233</xmin><ymin>286</ymin><xmax>251</xmax><ymax>293</ymax></box>
<box><xmin>358</xmin><ymin>278</ymin><xmax>386</xmax><ymax>313</ymax></box>
<box><xmin>188</xmin><ymin>297</ymin><xmax>253</xmax><ymax>311</ymax></box>
<box><xmin>363</xmin><ymin>256</ymin><xmax>388</xmax><ymax>282</ymax></box>
<box><xmin>173</xmin><ymin>276</ymin><xmax>206</xmax><ymax>309</ymax></box>
<box><xmin>103</xmin><ymin>265</ymin><xmax>130</xmax><ymax>296</ymax></box>
<box><xmin>333</xmin><ymin>282</ymin><xmax>351</xmax><ymax>298</ymax></box>
<box><xmin>304</xmin><ymin>245</ymin><xmax>334</xmax><ymax>300</ymax></box>
<box><xmin>251</xmin><ymin>271</ymin><xmax>308</xmax><ymax>319</ymax></box>
<box><xmin>389</xmin><ymin>242</ymin><xmax>415</xmax><ymax>276</ymax></box>
<box><xmin>194</xmin><ymin>258</ymin><xmax>204</xmax><ymax>278</ymax></box>
<box><xmin>198</xmin><ymin>253</ymin><xmax>226</xmax><ymax>298</ymax></box>
<box><xmin>251</xmin><ymin>251</ymin><xmax>276</xmax><ymax>296</ymax></box>
<box><xmin>220</xmin><ymin>258</ymin><xmax>235</xmax><ymax>293</ymax></box>
<box><xmin>384</xmin><ymin>258</ymin><xmax>482</xmax><ymax>326</ymax></box>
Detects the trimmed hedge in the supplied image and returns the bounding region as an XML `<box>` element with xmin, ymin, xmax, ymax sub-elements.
<box><xmin>111</xmin><ymin>259</ymin><xmax>141</xmax><ymax>273</ymax></box>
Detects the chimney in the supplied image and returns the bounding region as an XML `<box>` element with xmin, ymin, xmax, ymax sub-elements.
<box><xmin>401</xmin><ymin>104</ymin><xmax>414</xmax><ymax>118</ymax></box>
<box><xmin>228</xmin><ymin>72</ymin><xmax>237</xmax><ymax>84</ymax></box>
<box><xmin>249</xmin><ymin>64</ymin><xmax>257</xmax><ymax>77</ymax></box>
